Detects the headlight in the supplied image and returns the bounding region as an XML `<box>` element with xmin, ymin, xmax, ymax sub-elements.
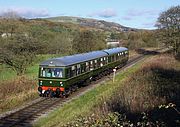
<box><xmin>60</xmin><ymin>82</ymin><xmax>63</xmax><ymax>86</ymax></box>
<box><xmin>40</xmin><ymin>81</ymin><xmax>42</xmax><ymax>86</ymax></box>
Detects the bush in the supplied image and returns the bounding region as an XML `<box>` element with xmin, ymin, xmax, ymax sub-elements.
<box><xmin>0</xmin><ymin>76</ymin><xmax>37</xmax><ymax>113</ymax></box>
<box><xmin>175</xmin><ymin>52</ymin><xmax>180</xmax><ymax>61</ymax></box>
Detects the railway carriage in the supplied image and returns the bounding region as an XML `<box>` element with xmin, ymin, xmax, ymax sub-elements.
<box><xmin>38</xmin><ymin>47</ymin><xmax>129</xmax><ymax>97</ymax></box>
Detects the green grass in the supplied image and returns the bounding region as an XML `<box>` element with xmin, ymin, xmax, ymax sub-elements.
<box><xmin>0</xmin><ymin>54</ymin><xmax>65</xmax><ymax>83</ymax></box>
<box><xmin>0</xmin><ymin>65</ymin><xmax>16</xmax><ymax>81</ymax></box>
<box><xmin>26</xmin><ymin>64</ymin><xmax>39</xmax><ymax>79</ymax></box>
<box><xmin>0</xmin><ymin>64</ymin><xmax>39</xmax><ymax>83</ymax></box>
<box><xmin>34</xmin><ymin>56</ymin><xmax>147</xmax><ymax>127</ymax></box>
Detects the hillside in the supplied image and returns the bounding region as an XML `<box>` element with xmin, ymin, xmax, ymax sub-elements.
<box><xmin>45</xmin><ymin>16</ymin><xmax>137</xmax><ymax>32</ymax></box>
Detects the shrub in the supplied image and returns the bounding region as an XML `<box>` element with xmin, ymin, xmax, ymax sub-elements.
<box><xmin>0</xmin><ymin>76</ymin><xmax>37</xmax><ymax>113</ymax></box>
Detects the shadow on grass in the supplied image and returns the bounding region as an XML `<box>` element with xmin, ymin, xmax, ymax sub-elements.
<box><xmin>108</xmin><ymin>67</ymin><xmax>180</xmax><ymax>126</ymax></box>
<box><xmin>135</xmin><ymin>48</ymin><xmax>160</xmax><ymax>55</ymax></box>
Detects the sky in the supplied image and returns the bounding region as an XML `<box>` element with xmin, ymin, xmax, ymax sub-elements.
<box><xmin>0</xmin><ymin>0</ymin><xmax>179</xmax><ymax>29</ymax></box>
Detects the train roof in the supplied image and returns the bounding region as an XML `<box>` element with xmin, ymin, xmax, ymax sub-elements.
<box><xmin>40</xmin><ymin>51</ymin><xmax>108</xmax><ymax>66</ymax></box>
<box><xmin>103</xmin><ymin>47</ymin><xmax>128</xmax><ymax>55</ymax></box>
<box><xmin>40</xmin><ymin>47</ymin><xmax>128</xmax><ymax>67</ymax></box>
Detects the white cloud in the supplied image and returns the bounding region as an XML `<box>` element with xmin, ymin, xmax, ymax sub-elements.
<box><xmin>122</xmin><ymin>9</ymin><xmax>160</xmax><ymax>21</ymax></box>
<box><xmin>0</xmin><ymin>7</ymin><xmax>50</xmax><ymax>18</ymax></box>
<box><xmin>88</xmin><ymin>8</ymin><xmax>117</xmax><ymax>18</ymax></box>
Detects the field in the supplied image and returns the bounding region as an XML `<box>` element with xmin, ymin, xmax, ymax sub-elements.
<box><xmin>0</xmin><ymin>54</ymin><xmax>64</xmax><ymax>113</ymax></box>
<box><xmin>34</xmin><ymin>54</ymin><xmax>180</xmax><ymax>127</ymax></box>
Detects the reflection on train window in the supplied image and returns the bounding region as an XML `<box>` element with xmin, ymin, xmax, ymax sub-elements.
<box><xmin>90</xmin><ymin>61</ymin><xmax>93</xmax><ymax>71</ymax></box>
<box><xmin>41</xmin><ymin>68</ymin><xmax>63</xmax><ymax>78</ymax></box>
<box><xmin>77</xmin><ymin>64</ymin><xmax>81</xmax><ymax>75</ymax></box>
<box><xmin>86</xmin><ymin>62</ymin><xmax>89</xmax><ymax>71</ymax></box>
<box><xmin>71</xmin><ymin>65</ymin><xmax>76</xmax><ymax>77</ymax></box>
<box><xmin>81</xmin><ymin>63</ymin><xmax>86</xmax><ymax>73</ymax></box>
<box><xmin>94</xmin><ymin>60</ymin><xmax>98</xmax><ymax>68</ymax></box>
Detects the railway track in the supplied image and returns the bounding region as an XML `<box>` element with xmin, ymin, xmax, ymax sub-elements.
<box><xmin>0</xmin><ymin>53</ymin><xmax>151</xmax><ymax>127</ymax></box>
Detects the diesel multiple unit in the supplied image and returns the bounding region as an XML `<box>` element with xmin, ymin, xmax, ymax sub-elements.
<box><xmin>38</xmin><ymin>47</ymin><xmax>129</xmax><ymax>97</ymax></box>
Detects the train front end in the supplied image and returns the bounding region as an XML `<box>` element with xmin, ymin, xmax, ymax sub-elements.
<box><xmin>38</xmin><ymin>63</ymin><xmax>66</xmax><ymax>97</ymax></box>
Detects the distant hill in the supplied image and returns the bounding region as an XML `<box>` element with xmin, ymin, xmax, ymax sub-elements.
<box><xmin>45</xmin><ymin>16</ymin><xmax>137</xmax><ymax>32</ymax></box>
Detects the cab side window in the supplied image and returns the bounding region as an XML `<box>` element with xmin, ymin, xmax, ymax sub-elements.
<box><xmin>66</xmin><ymin>68</ymin><xmax>71</xmax><ymax>78</ymax></box>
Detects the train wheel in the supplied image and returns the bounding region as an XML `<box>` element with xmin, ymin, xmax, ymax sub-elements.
<box><xmin>49</xmin><ymin>90</ymin><xmax>55</xmax><ymax>97</ymax></box>
<box><xmin>56</xmin><ymin>88</ymin><xmax>60</xmax><ymax>98</ymax></box>
<box><xmin>61</xmin><ymin>89</ymin><xmax>69</xmax><ymax>98</ymax></box>
<box><xmin>72</xmin><ymin>85</ymin><xmax>78</xmax><ymax>92</ymax></box>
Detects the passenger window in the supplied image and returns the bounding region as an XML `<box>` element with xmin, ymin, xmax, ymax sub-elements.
<box><xmin>114</xmin><ymin>55</ymin><xmax>116</xmax><ymax>60</ymax></box>
<box><xmin>77</xmin><ymin>64</ymin><xmax>81</xmax><ymax>75</ymax></box>
<box><xmin>71</xmin><ymin>66</ymin><xmax>76</xmax><ymax>77</ymax></box>
<box><xmin>101</xmin><ymin>58</ymin><xmax>103</xmax><ymax>61</ymax></box>
<box><xmin>116</xmin><ymin>54</ymin><xmax>118</xmax><ymax>60</ymax></box>
<box><xmin>86</xmin><ymin>62</ymin><xmax>89</xmax><ymax>71</ymax></box>
<box><xmin>107</xmin><ymin>57</ymin><xmax>109</xmax><ymax>63</ymax></box>
<box><xmin>94</xmin><ymin>60</ymin><xmax>98</xmax><ymax>68</ymax></box>
<box><xmin>81</xmin><ymin>63</ymin><xmax>86</xmax><ymax>73</ymax></box>
<box><xmin>100</xmin><ymin>58</ymin><xmax>103</xmax><ymax>67</ymax></box>
<box><xmin>117</xmin><ymin>53</ymin><xmax>120</xmax><ymax>60</ymax></box>
<box><xmin>108</xmin><ymin>56</ymin><xmax>111</xmax><ymax>62</ymax></box>
<box><xmin>112</xmin><ymin>56</ymin><xmax>114</xmax><ymax>62</ymax></box>
<box><xmin>103</xmin><ymin>57</ymin><xmax>107</xmax><ymax>64</ymax></box>
<box><xmin>90</xmin><ymin>61</ymin><xmax>94</xmax><ymax>70</ymax></box>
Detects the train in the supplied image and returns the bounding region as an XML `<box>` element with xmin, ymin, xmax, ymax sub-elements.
<box><xmin>38</xmin><ymin>47</ymin><xmax>129</xmax><ymax>97</ymax></box>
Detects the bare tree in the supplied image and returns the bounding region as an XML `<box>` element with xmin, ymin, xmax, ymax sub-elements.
<box><xmin>156</xmin><ymin>5</ymin><xmax>180</xmax><ymax>58</ymax></box>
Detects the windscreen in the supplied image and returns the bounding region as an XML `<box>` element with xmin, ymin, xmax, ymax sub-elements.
<box><xmin>40</xmin><ymin>67</ymin><xmax>63</xmax><ymax>78</ymax></box>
